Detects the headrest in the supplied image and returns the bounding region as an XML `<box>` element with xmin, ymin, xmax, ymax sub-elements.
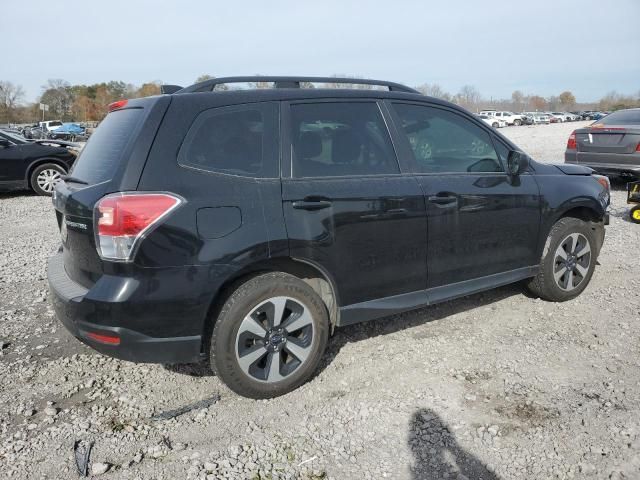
<box><xmin>297</xmin><ymin>132</ymin><xmax>323</xmax><ymax>159</ymax></box>
<box><xmin>332</xmin><ymin>129</ymin><xmax>361</xmax><ymax>164</ymax></box>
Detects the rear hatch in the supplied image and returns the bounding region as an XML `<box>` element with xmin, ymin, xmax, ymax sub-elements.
<box><xmin>52</xmin><ymin>96</ymin><xmax>170</xmax><ymax>288</ymax></box>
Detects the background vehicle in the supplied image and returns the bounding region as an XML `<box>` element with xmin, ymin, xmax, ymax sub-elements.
<box><xmin>480</xmin><ymin>110</ymin><xmax>523</xmax><ymax>126</ymax></box>
<box><xmin>38</xmin><ymin>120</ymin><xmax>63</xmax><ymax>132</ymax></box>
<box><xmin>565</xmin><ymin>108</ymin><xmax>640</xmax><ymax>179</ymax></box>
<box><xmin>0</xmin><ymin>130</ymin><xmax>77</xmax><ymax>195</ymax></box>
<box><xmin>48</xmin><ymin>76</ymin><xmax>609</xmax><ymax>399</ymax></box>
<box><xmin>519</xmin><ymin>114</ymin><xmax>534</xmax><ymax>125</ymax></box>
<box><xmin>49</xmin><ymin>123</ymin><xmax>87</xmax><ymax>141</ymax></box>
<box><xmin>523</xmin><ymin>112</ymin><xmax>550</xmax><ymax>124</ymax></box>
<box><xmin>477</xmin><ymin>114</ymin><xmax>506</xmax><ymax>128</ymax></box>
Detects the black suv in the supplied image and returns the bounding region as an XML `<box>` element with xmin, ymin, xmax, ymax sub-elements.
<box><xmin>48</xmin><ymin>76</ymin><xmax>610</xmax><ymax>398</ymax></box>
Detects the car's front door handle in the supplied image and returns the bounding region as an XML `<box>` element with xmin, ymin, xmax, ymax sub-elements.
<box><xmin>292</xmin><ymin>200</ymin><xmax>332</xmax><ymax>211</ymax></box>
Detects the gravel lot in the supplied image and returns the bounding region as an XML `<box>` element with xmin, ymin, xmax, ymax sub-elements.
<box><xmin>1</xmin><ymin>121</ymin><xmax>639</xmax><ymax>480</ymax></box>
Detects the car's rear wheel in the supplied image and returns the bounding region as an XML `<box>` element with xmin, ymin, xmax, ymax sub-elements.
<box><xmin>630</xmin><ymin>205</ymin><xmax>640</xmax><ymax>224</ymax></box>
<box><xmin>210</xmin><ymin>272</ymin><xmax>329</xmax><ymax>398</ymax></box>
<box><xmin>30</xmin><ymin>163</ymin><xmax>66</xmax><ymax>196</ymax></box>
<box><xmin>527</xmin><ymin>217</ymin><xmax>597</xmax><ymax>302</ymax></box>
<box><xmin>492</xmin><ymin>122</ymin><xmax>499</xmax><ymax>128</ymax></box>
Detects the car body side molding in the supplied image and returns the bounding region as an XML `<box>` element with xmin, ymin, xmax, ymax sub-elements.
<box><xmin>337</xmin><ymin>265</ymin><xmax>538</xmax><ymax>327</ymax></box>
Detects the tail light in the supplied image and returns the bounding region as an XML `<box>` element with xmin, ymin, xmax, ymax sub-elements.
<box><xmin>94</xmin><ymin>192</ymin><xmax>183</xmax><ymax>262</ymax></box>
<box><xmin>567</xmin><ymin>131</ymin><xmax>577</xmax><ymax>150</ymax></box>
<box><xmin>636</xmin><ymin>142</ymin><xmax>640</xmax><ymax>152</ymax></box>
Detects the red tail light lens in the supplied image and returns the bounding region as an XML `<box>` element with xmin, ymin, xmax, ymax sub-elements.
<box><xmin>86</xmin><ymin>332</ymin><xmax>121</xmax><ymax>345</ymax></box>
<box><xmin>95</xmin><ymin>193</ymin><xmax>182</xmax><ymax>261</ymax></box>
<box><xmin>636</xmin><ymin>142</ymin><xmax>640</xmax><ymax>152</ymax></box>
<box><xmin>567</xmin><ymin>131</ymin><xmax>577</xmax><ymax>150</ymax></box>
<box><xmin>108</xmin><ymin>99</ymin><xmax>128</xmax><ymax>112</ymax></box>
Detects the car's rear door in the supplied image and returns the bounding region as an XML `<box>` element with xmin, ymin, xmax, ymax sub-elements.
<box><xmin>387</xmin><ymin>101</ymin><xmax>541</xmax><ymax>296</ymax></box>
<box><xmin>280</xmin><ymin>100</ymin><xmax>428</xmax><ymax>319</ymax></box>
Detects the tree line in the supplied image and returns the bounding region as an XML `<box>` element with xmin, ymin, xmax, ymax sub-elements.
<box><xmin>1</xmin><ymin>76</ymin><xmax>639</xmax><ymax>125</ymax></box>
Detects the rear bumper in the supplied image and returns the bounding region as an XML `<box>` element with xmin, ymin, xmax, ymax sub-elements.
<box><xmin>564</xmin><ymin>152</ymin><xmax>640</xmax><ymax>178</ymax></box>
<box><xmin>47</xmin><ymin>252</ymin><xmax>210</xmax><ymax>363</ymax></box>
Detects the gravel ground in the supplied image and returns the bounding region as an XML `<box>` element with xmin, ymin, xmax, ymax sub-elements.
<box><xmin>1</xmin><ymin>121</ymin><xmax>639</xmax><ymax>480</ymax></box>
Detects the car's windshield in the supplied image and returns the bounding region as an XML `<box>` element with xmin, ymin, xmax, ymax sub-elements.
<box><xmin>0</xmin><ymin>130</ymin><xmax>26</xmax><ymax>144</ymax></box>
<box><xmin>597</xmin><ymin>110</ymin><xmax>640</xmax><ymax>126</ymax></box>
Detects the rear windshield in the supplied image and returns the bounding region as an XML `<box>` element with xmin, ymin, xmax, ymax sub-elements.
<box><xmin>69</xmin><ymin>108</ymin><xmax>143</xmax><ymax>184</ymax></box>
<box><xmin>598</xmin><ymin>110</ymin><xmax>640</xmax><ymax>126</ymax></box>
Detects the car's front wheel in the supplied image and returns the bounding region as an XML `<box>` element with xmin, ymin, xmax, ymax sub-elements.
<box><xmin>514</xmin><ymin>119</ymin><xmax>522</xmax><ymax>126</ymax></box>
<box><xmin>30</xmin><ymin>163</ymin><xmax>66</xmax><ymax>196</ymax></box>
<box><xmin>527</xmin><ymin>217</ymin><xmax>598</xmax><ymax>302</ymax></box>
<box><xmin>210</xmin><ymin>272</ymin><xmax>329</xmax><ymax>398</ymax></box>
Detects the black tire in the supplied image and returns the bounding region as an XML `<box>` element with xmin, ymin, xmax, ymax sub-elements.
<box><xmin>514</xmin><ymin>119</ymin><xmax>522</xmax><ymax>126</ymax></box>
<box><xmin>492</xmin><ymin>122</ymin><xmax>499</xmax><ymax>128</ymax></box>
<box><xmin>29</xmin><ymin>163</ymin><xmax>66</xmax><ymax>196</ymax></box>
<box><xmin>527</xmin><ymin>217</ymin><xmax>598</xmax><ymax>302</ymax></box>
<box><xmin>630</xmin><ymin>205</ymin><xmax>640</xmax><ymax>224</ymax></box>
<box><xmin>210</xmin><ymin>272</ymin><xmax>329</xmax><ymax>398</ymax></box>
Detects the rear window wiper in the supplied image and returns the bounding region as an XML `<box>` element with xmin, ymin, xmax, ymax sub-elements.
<box><xmin>61</xmin><ymin>175</ymin><xmax>88</xmax><ymax>185</ymax></box>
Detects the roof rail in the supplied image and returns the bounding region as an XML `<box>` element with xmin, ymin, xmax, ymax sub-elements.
<box><xmin>176</xmin><ymin>76</ymin><xmax>420</xmax><ymax>94</ymax></box>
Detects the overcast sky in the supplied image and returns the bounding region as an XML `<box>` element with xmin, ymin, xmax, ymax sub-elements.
<box><xmin>5</xmin><ymin>0</ymin><xmax>639</xmax><ymax>103</ymax></box>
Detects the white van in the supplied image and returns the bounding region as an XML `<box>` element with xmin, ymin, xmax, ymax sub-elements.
<box><xmin>38</xmin><ymin>120</ymin><xmax>63</xmax><ymax>132</ymax></box>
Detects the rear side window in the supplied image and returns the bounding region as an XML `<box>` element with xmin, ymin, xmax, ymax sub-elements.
<box><xmin>179</xmin><ymin>103</ymin><xmax>278</xmax><ymax>178</ymax></box>
<box><xmin>392</xmin><ymin>103</ymin><xmax>503</xmax><ymax>174</ymax></box>
<box><xmin>290</xmin><ymin>102</ymin><xmax>399</xmax><ymax>178</ymax></box>
<box><xmin>70</xmin><ymin>108</ymin><xmax>144</xmax><ymax>184</ymax></box>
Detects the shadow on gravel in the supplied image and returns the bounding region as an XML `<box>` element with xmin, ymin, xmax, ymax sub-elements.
<box><xmin>409</xmin><ymin>409</ymin><xmax>499</xmax><ymax>480</ymax></box>
<box><xmin>163</xmin><ymin>362</ymin><xmax>215</xmax><ymax>377</ymax></box>
<box><xmin>321</xmin><ymin>283</ymin><xmax>523</xmax><ymax>371</ymax></box>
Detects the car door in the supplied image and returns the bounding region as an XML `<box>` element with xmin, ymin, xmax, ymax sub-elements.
<box><xmin>387</xmin><ymin>101</ymin><xmax>541</xmax><ymax>296</ymax></box>
<box><xmin>0</xmin><ymin>133</ymin><xmax>26</xmax><ymax>182</ymax></box>
<box><xmin>280</xmin><ymin>100</ymin><xmax>428</xmax><ymax>315</ymax></box>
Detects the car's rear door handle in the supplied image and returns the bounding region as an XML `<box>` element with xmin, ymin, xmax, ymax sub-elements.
<box><xmin>428</xmin><ymin>194</ymin><xmax>458</xmax><ymax>207</ymax></box>
<box><xmin>292</xmin><ymin>199</ymin><xmax>332</xmax><ymax>211</ymax></box>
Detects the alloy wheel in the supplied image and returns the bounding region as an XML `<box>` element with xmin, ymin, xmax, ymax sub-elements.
<box><xmin>36</xmin><ymin>168</ymin><xmax>62</xmax><ymax>193</ymax></box>
<box><xmin>235</xmin><ymin>296</ymin><xmax>314</xmax><ymax>383</ymax></box>
<box><xmin>553</xmin><ymin>233</ymin><xmax>591</xmax><ymax>291</ymax></box>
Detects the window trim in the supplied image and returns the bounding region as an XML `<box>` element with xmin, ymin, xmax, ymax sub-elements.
<box><xmin>386</xmin><ymin>100</ymin><xmax>508</xmax><ymax>176</ymax></box>
<box><xmin>281</xmin><ymin>99</ymin><xmax>403</xmax><ymax>180</ymax></box>
<box><xmin>177</xmin><ymin>102</ymin><xmax>279</xmax><ymax>179</ymax></box>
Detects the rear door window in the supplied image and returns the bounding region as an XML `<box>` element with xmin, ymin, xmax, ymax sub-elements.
<box><xmin>70</xmin><ymin>108</ymin><xmax>144</xmax><ymax>184</ymax></box>
<box><xmin>178</xmin><ymin>103</ymin><xmax>278</xmax><ymax>178</ymax></box>
<box><xmin>289</xmin><ymin>102</ymin><xmax>399</xmax><ymax>178</ymax></box>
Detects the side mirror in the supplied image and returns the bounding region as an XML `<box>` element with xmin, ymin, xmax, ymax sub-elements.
<box><xmin>506</xmin><ymin>150</ymin><xmax>530</xmax><ymax>176</ymax></box>
<box><xmin>0</xmin><ymin>139</ymin><xmax>11</xmax><ymax>148</ymax></box>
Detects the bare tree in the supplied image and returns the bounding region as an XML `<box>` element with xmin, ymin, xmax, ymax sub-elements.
<box><xmin>416</xmin><ymin>83</ymin><xmax>451</xmax><ymax>101</ymax></box>
<box><xmin>511</xmin><ymin>90</ymin><xmax>524</xmax><ymax>112</ymax></box>
<box><xmin>455</xmin><ymin>85</ymin><xmax>481</xmax><ymax>111</ymax></box>
<box><xmin>0</xmin><ymin>81</ymin><xmax>25</xmax><ymax>123</ymax></box>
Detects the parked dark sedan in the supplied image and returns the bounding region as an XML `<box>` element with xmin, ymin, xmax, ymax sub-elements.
<box><xmin>0</xmin><ymin>130</ymin><xmax>78</xmax><ymax>195</ymax></box>
<box><xmin>565</xmin><ymin>108</ymin><xmax>640</xmax><ymax>179</ymax></box>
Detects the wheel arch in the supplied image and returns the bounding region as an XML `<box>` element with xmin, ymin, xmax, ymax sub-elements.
<box><xmin>201</xmin><ymin>257</ymin><xmax>340</xmax><ymax>353</ymax></box>
<box><xmin>539</xmin><ymin>202</ymin><xmax>605</xmax><ymax>259</ymax></box>
<box><xmin>24</xmin><ymin>157</ymin><xmax>69</xmax><ymax>185</ymax></box>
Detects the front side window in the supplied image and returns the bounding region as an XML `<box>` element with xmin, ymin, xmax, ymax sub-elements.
<box><xmin>392</xmin><ymin>103</ymin><xmax>503</xmax><ymax>174</ymax></box>
<box><xmin>290</xmin><ymin>102</ymin><xmax>399</xmax><ymax>178</ymax></box>
<box><xmin>179</xmin><ymin>104</ymin><xmax>276</xmax><ymax>178</ymax></box>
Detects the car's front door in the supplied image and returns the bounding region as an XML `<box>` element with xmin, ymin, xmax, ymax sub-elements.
<box><xmin>281</xmin><ymin>100</ymin><xmax>428</xmax><ymax>315</ymax></box>
<box><xmin>0</xmin><ymin>134</ymin><xmax>26</xmax><ymax>182</ymax></box>
<box><xmin>387</xmin><ymin>102</ymin><xmax>541</xmax><ymax>295</ymax></box>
